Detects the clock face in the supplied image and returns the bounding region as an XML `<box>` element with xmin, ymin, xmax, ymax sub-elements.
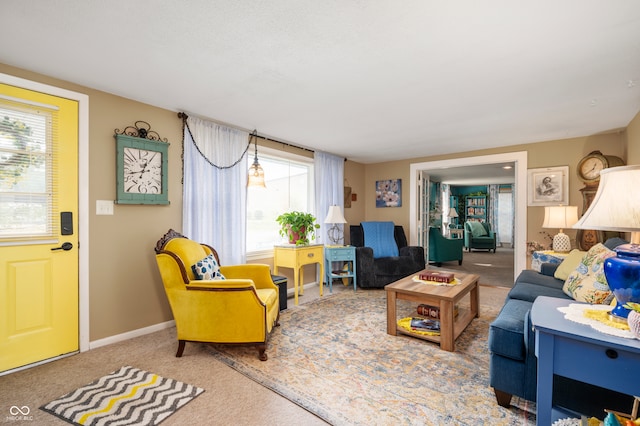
<box><xmin>578</xmin><ymin>156</ymin><xmax>606</xmax><ymax>182</ymax></box>
<box><xmin>123</xmin><ymin>147</ymin><xmax>162</xmax><ymax>194</ymax></box>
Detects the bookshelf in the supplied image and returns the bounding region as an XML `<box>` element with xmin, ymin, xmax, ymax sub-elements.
<box><xmin>465</xmin><ymin>195</ymin><xmax>487</xmax><ymax>222</ymax></box>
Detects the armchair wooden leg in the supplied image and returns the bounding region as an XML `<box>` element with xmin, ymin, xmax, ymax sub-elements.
<box><xmin>494</xmin><ymin>389</ymin><xmax>512</xmax><ymax>408</ymax></box>
<box><xmin>176</xmin><ymin>340</ymin><xmax>186</xmax><ymax>358</ymax></box>
<box><xmin>257</xmin><ymin>344</ymin><xmax>268</xmax><ymax>361</ymax></box>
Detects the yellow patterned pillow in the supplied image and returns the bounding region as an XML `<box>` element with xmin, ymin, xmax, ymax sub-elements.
<box><xmin>562</xmin><ymin>243</ymin><xmax>615</xmax><ymax>304</ymax></box>
<box><xmin>554</xmin><ymin>249</ymin><xmax>586</xmax><ymax>281</ymax></box>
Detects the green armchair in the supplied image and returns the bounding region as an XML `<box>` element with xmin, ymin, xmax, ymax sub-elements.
<box><xmin>428</xmin><ymin>227</ymin><xmax>463</xmax><ymax>266</ymax></box>
<box><xmin>464</xmin><ymin>221</ymin><xmax>497</xmax><ymax>253</ymax></box>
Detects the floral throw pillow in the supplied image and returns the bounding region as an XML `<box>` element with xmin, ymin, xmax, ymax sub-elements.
<box><xmin>191</xmin><ymin>254</ymin><xmax>226</xmax><ymax>280</ymax></box>
<box><xmin>562</xmin><ymin>243</ymin><xmax>615</xmax><ymax>304</ymax></box>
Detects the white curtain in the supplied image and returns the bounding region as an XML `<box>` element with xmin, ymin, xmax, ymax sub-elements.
<box><xmin>314</xmin><ymin>151</ymin><xmax>345</xmax><ymax>245</ymax></box>
<box><xmin>182</xmin><ymin>116</ymin><xmax>250</xmax><ymax>264</ymax></box>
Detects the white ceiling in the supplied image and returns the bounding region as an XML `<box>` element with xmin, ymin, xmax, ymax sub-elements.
<box><xmin>2</xmin><ymin>1</ymin><xmax>640</xmax><ymax>164</ymax></box>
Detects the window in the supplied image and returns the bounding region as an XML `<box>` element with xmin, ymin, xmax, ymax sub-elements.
<box><xmin>246</xmin><ymin>147</ymin><xmax>314</xmax><ymax>255</ymax></box>
<box><xmin>0</xmin><ymin>99</ymin><xmax>56</xmax><ymax>239</ymax></box>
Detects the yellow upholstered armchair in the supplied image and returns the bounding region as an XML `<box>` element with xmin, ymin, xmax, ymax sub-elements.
<box><xmin>154</xmin><ymin>229</ymin><xmax>279</xmax><ymax>361</ymax></box>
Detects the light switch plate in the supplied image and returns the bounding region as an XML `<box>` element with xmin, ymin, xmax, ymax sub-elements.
<box><xmin>96</xmin><ymin>200</ymin><xmax>114</xmax><ymax>215</ymax></box>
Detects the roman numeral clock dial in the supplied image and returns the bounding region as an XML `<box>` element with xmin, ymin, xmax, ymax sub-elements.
<box><xmin>123</xmin><ymin>147</ymin><xmax>162</xmax><ymax>194</ymax></box>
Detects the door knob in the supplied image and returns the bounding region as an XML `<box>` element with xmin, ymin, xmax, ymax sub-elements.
<box><xmin>51</xmin><ymin>242</ymin><xmax>73</xmax><ymax>251</ymax></box>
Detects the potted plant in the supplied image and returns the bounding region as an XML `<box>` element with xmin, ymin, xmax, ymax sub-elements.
<box><xmin>276</xmin><ymin>211</ymin><xmax>320</xmax><ymax>246</ymax></box>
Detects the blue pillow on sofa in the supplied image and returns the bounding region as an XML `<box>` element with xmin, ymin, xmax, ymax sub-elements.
<box><xmin>361</xmin><ymin>221</ymin><xmax>399</xmax><ymax>259</ymax></box>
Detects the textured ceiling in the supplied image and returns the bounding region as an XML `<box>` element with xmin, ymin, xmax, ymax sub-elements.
<box><xmin>2</xmin><ymin>1</ymin><xmax>640</xmax><ymax>163</ymax></box>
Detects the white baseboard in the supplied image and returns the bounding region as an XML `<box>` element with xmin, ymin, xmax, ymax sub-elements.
<box><xmin>89</xmin><ymin>320</ymin><xmax>176</xmax><ymax>350</ymax></box>
<box><xmin>286</xmin><ymin>281</ymin><xmax>319</xmax><ymax>296</ymax></box>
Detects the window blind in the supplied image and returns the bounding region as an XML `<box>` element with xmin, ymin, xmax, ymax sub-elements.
<box><xmin>0</xmin><ymin>95</ymin><xmax>59</xmax><ymax>239</ymax></box>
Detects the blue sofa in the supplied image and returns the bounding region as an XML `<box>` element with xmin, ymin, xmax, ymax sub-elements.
<box><xmin>488</xmin><ymin>238</ymin><xmax>634</xmax><ymax>418</ymax></box>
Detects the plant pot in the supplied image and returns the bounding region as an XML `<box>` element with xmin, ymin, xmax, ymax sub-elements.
<box><xmin>628</xmin><ymin>311</ymin><xmax>640</xmax><ymax>339</ymax></box>
<box><xmin>287</xmin><ymin>226</ymin><xmax>306</xmax><ymax>245</ymax></box>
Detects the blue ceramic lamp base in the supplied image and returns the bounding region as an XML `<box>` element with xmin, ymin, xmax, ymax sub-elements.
<box><xmin>604</xmin><ymin>243</ymin><xmax>640</xmax><ymax>320</ymax></box>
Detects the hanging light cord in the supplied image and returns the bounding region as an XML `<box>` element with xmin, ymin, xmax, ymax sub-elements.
<box><xmin>179</xmin><ymin>112</ymin><xmax>254</xmax><ymax>170</ymax></box>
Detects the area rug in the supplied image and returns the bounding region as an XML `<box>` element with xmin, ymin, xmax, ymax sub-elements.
<box><xmin>207</xmin><ymin>289</ymin><xmax>535</xmax><ymax>425</ymax></box>
<box><xmin>40</xmin><ymin>366</ymin><xmax>204</xmax><ymax>425</ymax></box>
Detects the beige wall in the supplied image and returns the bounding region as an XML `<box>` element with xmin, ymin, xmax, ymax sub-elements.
<box><xmin>2</xmin><ymin>62</ymin><xmax>638</xmax><ymax>343</ymax></box>
<box><xmin>627</xmin><ymin>111</ymin><xmax>640</xmax><ymax>164</ymax></box>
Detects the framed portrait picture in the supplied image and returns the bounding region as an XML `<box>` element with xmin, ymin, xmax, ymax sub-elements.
<box><xmin>376</xmin><ymin>179</ymin><xmax>402</xmax><ymax>207</ymax></box>
<box><xmin>527</xmin><ymin>166</ymin><xmax>569</xmax><ymax>206</ymax></box>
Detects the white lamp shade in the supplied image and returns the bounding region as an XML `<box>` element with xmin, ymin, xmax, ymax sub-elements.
<box><xmin>448</xmin><ymin>207</ymin><xmax>459</xmax><ymax>218</ymax></box>
<box><xmin>324</xmin><ymin>205</ymin><xmax>347</xmax><ymax>224</ymax></box>
<box><xmin>542</xmin><ymin>206</ymin><xmax>579</xmax><ymax>229</ymax></box>
<box><xmin>573</xmin><ymin>165</ymin><xmax>640</xmax><ymax>234</ymax></box>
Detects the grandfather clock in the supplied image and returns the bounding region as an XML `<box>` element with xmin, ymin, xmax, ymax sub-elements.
<box><xmin>575</xmin><ymin>151</ymin><xmax>625</xmax><ymax>250</ymax></box>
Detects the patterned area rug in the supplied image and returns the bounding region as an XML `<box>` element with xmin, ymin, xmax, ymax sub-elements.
<box><xmin>40</xmin><ymin>366</ymin><xmax>204</xmax><ymax>425</ymax></box>
<box><xmin>207</xmin><ymin>289</ymin><xmax>535</xmax><ymax>425</ymax></box>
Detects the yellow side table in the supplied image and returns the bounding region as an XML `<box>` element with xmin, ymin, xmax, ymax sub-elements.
<box><xmin>273</xmin><ymin>244</ymin><xmax>324</xmax><ymax>305</ymax></box>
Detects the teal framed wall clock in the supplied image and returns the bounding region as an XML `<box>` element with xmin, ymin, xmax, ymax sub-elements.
<box><xmin>114</xmin><ymin>121</ymin><xmax>169</xmax><ymax>205</ymax></box>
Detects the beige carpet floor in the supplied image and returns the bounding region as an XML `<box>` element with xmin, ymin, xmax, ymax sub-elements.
<box><xmin>0</xmin><ymin>283</ymin><xmax>513</xmax><ymax>425</ymax></box>
<box><xmin>432</xmin><ymin>247</ymin><xmax>515</xmax><ymax>288</ymax></box>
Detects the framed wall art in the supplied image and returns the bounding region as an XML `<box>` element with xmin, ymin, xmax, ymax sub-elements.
<box><xmin>527</xmin><ymin>166</ymin><xmax>569</xmax><ymax>206</ymax></box>
<box><xmin>376</xmin><ymin>179</ymin><xmax>402</xmax><ymax>207</ymax></box>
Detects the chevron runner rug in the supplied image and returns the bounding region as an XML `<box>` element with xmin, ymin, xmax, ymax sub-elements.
<box><xmin>40</xmin><ymin>366</ymin><xmax>204</xmax><ymax>425</ymax></box>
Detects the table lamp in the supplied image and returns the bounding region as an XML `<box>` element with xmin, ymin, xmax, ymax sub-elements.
<box><xmin>542</xmin><ymin>205</ymin><xmax>579</xmax><ymax>252</ymax></box>
<box><xmin>324</xmin><ymin>205</ymin><xmax>347</xmax><ymax>245</ymax></box>
<box><xmin>573</xmin><ymin>165</ymin><xmax>640</xmax><ymax>320</ymax></box>
<box><xmin>448</xmin><ymin>207</ymin><xmax>459</xmax><ymax>228</ymax></box>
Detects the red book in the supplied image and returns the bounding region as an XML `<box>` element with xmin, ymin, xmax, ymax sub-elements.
<box><xmin>419</xmin><ymin>271</ymin><xmax>454</xmax><ymax>283</ymax></box>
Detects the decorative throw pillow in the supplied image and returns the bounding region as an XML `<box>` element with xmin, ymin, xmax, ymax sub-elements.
<box><xmin>467</xmin><ymin>221</ymin><xmax>487</xmax><ymax>237</ymax></box>
<box><xmin>554</xmin><ymin>249</ymin><xmax>587</xmax><ymax>281</ymax></box>
<box><xmin>191</xmin><ymin>254</ymin><xmax>226</xmax><ymax>280</ymax></box>
<box><xmin>562</xmin><ymin>243</ymin><xmax>615</xmax><ymax>304</ymax></box>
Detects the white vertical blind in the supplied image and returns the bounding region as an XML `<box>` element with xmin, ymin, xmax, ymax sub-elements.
<box><xmin>0</xmin><ymin>96</ymin><xmax>58</xmax><ymax>239</ymax></box>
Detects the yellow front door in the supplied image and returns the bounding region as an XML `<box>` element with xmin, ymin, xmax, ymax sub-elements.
<box><xmin>0</xmin><ymin>83</ymin><xmax>79</xmax><ymax>372</ymax></box>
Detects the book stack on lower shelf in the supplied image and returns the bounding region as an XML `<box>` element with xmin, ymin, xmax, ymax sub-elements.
<box><xmin>397</xmin><ymin>316</ymin><xmax>441</xmax><ymax>336</ymax></box>
<box><xmin>417</xmin><ymin>303</ymin><xmax>459</xmax><ymax>320</ymax></box>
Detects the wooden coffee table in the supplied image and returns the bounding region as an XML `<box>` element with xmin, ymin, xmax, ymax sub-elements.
<box><xmin>385</xmin><ymin>269</ymin><xmax>480</xmax><ymax>351</ymax></box>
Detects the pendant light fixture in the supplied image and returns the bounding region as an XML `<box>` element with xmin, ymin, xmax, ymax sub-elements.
<box><xmin>247</xmin><ymin>130</ymin><xmax>266</xmax><ymax>188</ymax></box>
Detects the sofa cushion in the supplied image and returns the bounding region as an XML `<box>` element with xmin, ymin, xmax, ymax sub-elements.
<box><xmin>508</xmin><ymin>282</ymin><xmax>571</xmax><ymax>302</ymax></box>
<box><xmin>554</xmin><ymin>249</ymin><xmax>587</xmax><ymax>281</ymax></box>
<box><xmin>374</xmin><ymin>256</ymin><xmax>422</xmax><ymax>277</ymax></box>
<box><xmin>489</xmin><ymin>299</ymin><xmax>532</xmax><ymax>361</ymax></box>
<box><xmin>361</xmin><ymin>221</ymin><xmax>399</xmax><ymax>258</ymax></box>
<box><xmin>563</xmin><ymin>243</ymin><xmax>615</xmax><ymax>304</ymax></box>
<box><xmin>515</xmin><ymin>269</ymin><xmax>566</xmax><ymax>289</ymax></box>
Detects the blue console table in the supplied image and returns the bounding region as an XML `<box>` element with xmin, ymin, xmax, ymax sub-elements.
<box><xmin>531</xmin><ymin>296</ymin><xmax>640</xmax><ymax>425</ymax></box>
<box><xmin>324</xmin><ymin>245</ymin><xmax>356</xmax><ymax>292</ymax></box>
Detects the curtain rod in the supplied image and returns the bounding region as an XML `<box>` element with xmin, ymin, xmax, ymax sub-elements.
<box><xmin>178</xmin><ymin>111</ymin><xmax>314</xmax><ymax>154</ymax></box>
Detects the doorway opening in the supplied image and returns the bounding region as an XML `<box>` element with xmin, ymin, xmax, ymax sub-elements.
<box><xmin>409</xmin><ymin>152</ymin><xmax>528</xmax><ymax>283</ymax></box>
